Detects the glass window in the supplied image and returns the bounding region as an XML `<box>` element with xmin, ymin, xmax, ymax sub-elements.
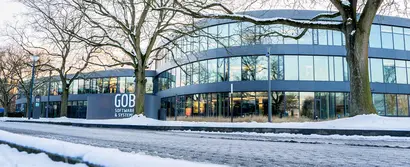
<box><xmin>334</xmin><ymin>57</ymin><xmax>344</xmax><ymax>81</ymax></box>
<box><xmin>180</xmin><ymin>65</ymin><xmax>186</xmax><ymax>87</ymax></box>
<box><xmin>146</xmin><ymin>77</ymin><xmax>153</xmax><ymax>93</ymax></box>
<box><xmin>91</xmin><ymin>79</ymin><xmax>97</xmax><ymax>94</ymax></box>
<box><xmin>241</xmin><ymin>22</ymin><xmax>258</xmax><ymax>45</ymax></box>
<box><xmin>407</xmin><ymin>61</ymin><xmax>410</xmax><ymax>84</ymax></box>
<box><xmin>118</xmin><ymin>77</ymin><xmax>126</xmax><ymax>93</ymax></box>
<box><xmin>343</xmin><ymin>57</ymin><xmax>349</xmax><ymax>81</ymax></box>
<box><xmin>335</xmin><ymin>93</ymin><xmax>345</xmax><ymax>117</ymax></box>
<box><xmin>393</xmin><ymin>27</ymin><xmax>404</xmax><ymax>50</ymax></box>
<box><xmin>217</xmin><ymin>58</ymin><xmax>228</xmax><ymax>82</ymax></box>
<box><xmin>273</xmin><ymin>56</ymin><xmax>284</xmax><ymax>80</ymax></box>
<box><xmin>298</xmin><ymin>29</ymin><xmax>313</xmax><ymax>45</ymax></box>
<box><xmin>84</xmin><ymin>79</ymin><xmax>90</xmax><ymax>94</ymax></box>
<box><xmin>314</xmin><ymin>56</ymin><xmax>329</xmax><ymax>81</ymax></box>
<box><xmin>186</xmin><ymin>63</ymin><xmax>192</xmax><ymax>85</ymax></box>
<box><xmin>109</xmin><ymin>77</ymin><xmax>117</xmax><ymax>93</ymax></box>
<box><xmin>396</xmin><ymin>60</ymin><xmax>407</xmax><ymax>84</ymax></box>
<box><xmin>103</xmin><ymin>78</ymin><xmax>110</xmax><ymax>93</ymax></box>
<box><xmin>332</xmin><ymin>31</ymin><xmax>342</xmax><ymax>46</ymax></box>
<box><xmin>229</xmin><ymin>57</ymin><xmax>241</xmax><ymax>81</ymax></box>
<box><xmin>207</xmin><ymin>26</ymin><xmax>218</xmax><ymax>50</ymax></box>
<box><xmin>397</xmin><ymin>95</ymin><xmax>408</xmax><ymax>116</ymax></box>
<box><xmin>404</xmin><ymin>28</ymin><xmax>410</xmax><ymax>51</ymax></box>
<box><xmin>176</xmin><ymin>67</ymin><xmax>181</xmax><ymax>87</ymax></box>
<box><xmin>208</xmin><ymin>59</ymin><xmax>217</xmax><ymax>83</ymax></box>
<box><xmin>381</xmin><ymin>26</ymin><xmax>393</xmax><ymax>49</ymax></box>
<box><xmin>373</xmin><ymin>94</ymin><xmax>385</xmax><ymax>116</ymax></box>
<box><xmin>318</xmin><ymin>29</ymin><xmax>327</xmax><ymax>45</ymax></box>
<box><xmin>286</xmin><ymin>92</ymin><xmax>300</xmax><ymax>117</ymax></box>
<box><xmin>383</xmin><ymin>59</ymin><xmax>396</xmax><ymax>83</ymax></box>
<box><xmin>299</xmin><ymin>56</ymin><xmax>314</xmax><ymax>80</ymax></box>
<box><xmin>284</xmin><ymin>56</ymin><xmax>298</xmax><ymax>80</ymax></box>
<box><xmin>370</xmin><ymin>25</ymin><xmax>381</xmax><ymax>48</ymax></box>
<box><xmin>126</xmin><ymin>77</ymin><xmax>135</xmax><ymax>93</ymax></box>
<box><xmin>77</xmin><ymin>79</ymin><xmax>84</xmax><ymax>94</ymax></box>
<box><xmin>370</xmin><ymin>58</ymin><xmax>384</xmax><ymax>83</ymax></box>
<box><xmin>385</xmin><ymin>94</ymin><xmax>397</xmax><ymax>116</ymax></box>
<box><xmin>300</xmin><ymin>92</ymin><xmax>314</xmax><ymax>118</ymax></box>
<box><xmin>327</xmin><ymin>30</ymin><xmax>333</xmax><ymax>45</ymax></box>
<box><xmin>72</xmin><ymin>79</ymin><xmax>78</xmax><ymax>94</ymax></box>
<box><xmin>199</xmin><ymin>29</ymin><xmax>207</xmax><ymax>52</ymax></box>
<box><xmin>229</xmin><ymin>22</ymin><xmax>241</xmax><ymax>46</ymax></box>
<box><xmin>217</xmin><ymin>24</ymin><xmax>229</xmax><ymax>47</ymax></box>
<box><xmin>283</xmin><ymin>25</ymin><xmax>298</xmax><ymax>44</ymax></box>
<box><xmin>199</xmin><ymin>61</ymin><xmax>208</xmax><ymax>84</ymax></box>
<box><xmin>256</xmin><ymin>56</ymin><xmax>268</xmax><ymax>80</ymax></box>
<box><xmin>329</xmin><ymin>57</ymin><xmax>334</xmax><ymax>81</ymax></box>
<box><xmin>261</xmin><ymin>25</ymin><xmax>283</xmax><ymax>44</ymax></box>
<box><xmin>241</xmin><ymin>92</ymin><xmax>257</xmax><ymax>116</ymax></box>
<box><xmin>242</xmin><ymin>56</ymin><xmax>257</xmax><ymax>81</ymax></box>
<box><xmin>192</xmin><ymin>62</ymin><xmax>199</xmax><ymax>84</ymax></box>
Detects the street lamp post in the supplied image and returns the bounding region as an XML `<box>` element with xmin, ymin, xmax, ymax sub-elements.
<box><xmin>28</xmin><ymin>55</ymin><xmax>39</xmax><ymax>120</ymax></box>
<box><xmin>266</xmin><ymin>48</ymin><xmax>272</xmax><ymax>123</ymax></box>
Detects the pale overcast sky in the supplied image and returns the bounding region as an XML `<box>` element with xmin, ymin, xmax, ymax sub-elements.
<box><xmin>0</xmin><ymin>0</ymin><xmax>26</xmax><ymax>24</ymax></box>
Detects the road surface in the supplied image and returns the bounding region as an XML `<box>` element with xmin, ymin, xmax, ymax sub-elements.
<box><xmin>0</xmin><ymin>121</ymin><xmax>409</xmax><ymax>167</ymax></box>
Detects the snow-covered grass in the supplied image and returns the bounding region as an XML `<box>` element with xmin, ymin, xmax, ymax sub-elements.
<box><xmin>2</xmin><ymin>114</ymin><xmax>410</xmax><ymax>131</ymax></box>
<box><xmin>0</xmin><ymin>144</ymin><xmax>86</xmax><ymax>167</ymax></box>
<box><xmin>0</xmin><ymin>130</ymin><xmax>225</xmax><ymax>167</ymax></box>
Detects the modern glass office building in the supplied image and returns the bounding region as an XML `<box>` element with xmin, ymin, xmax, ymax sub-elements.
<box><xmin>15</xmin><ymin>10</ymin><xmax>410</xmax><ymax>119</ymax></box>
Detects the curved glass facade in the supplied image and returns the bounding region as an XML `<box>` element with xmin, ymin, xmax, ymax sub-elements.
<box><xmin>157</xmin><ymin>11</ymin><xmax>410</xmax><ymax>119</ymax></box>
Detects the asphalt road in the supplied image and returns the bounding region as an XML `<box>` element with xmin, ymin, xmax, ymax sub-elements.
<box><xmin>0</xmin><ymin>122</ymin><xmax>410</xmax><ymax>167</ymax></box>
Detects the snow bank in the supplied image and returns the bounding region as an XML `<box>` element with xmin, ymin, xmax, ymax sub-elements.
<box><xmin>0</xmin><ymin>144</ymin><xmax>86</xmax><ymax>167</ymax></box>
<box><xmin>2</xmin><ymin>114</ymin><xmax>410</xmax><ymax>131</ymax></box>
<box><xmin>0</xmin><ymin>130</ymin><xmax>224</xmax><ymax>167</ymax></box>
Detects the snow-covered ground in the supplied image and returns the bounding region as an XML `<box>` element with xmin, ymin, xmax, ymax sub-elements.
<box><xmin>2</xmin><ymin>114</ymin><xmax>410</xmax><ymax>131</ymax></box>
<box><xmin>0</xmin><ymin>130</ymin><xmax>225</xmax><ymax>167</ymax></box>
<box><xmin>0</xmin><ymin>144</ymin><xmax>86</xmax><ymax>167</ymax></box>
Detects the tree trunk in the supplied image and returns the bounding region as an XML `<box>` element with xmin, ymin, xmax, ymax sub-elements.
<box><xmin>25</xmin><ymin>93</ymin><xmax>30</xmax><ymax>118</ymax></box>
<box><xmin>134</xmin><ymin>66</ymin><xmax>146</xmax><ymax>115</ymax></box>
<box><xmin>60</xmin><ymin>84</ymin><xmax>69</xmax><ymax>117</ymax></box>
<box><xmin>345</xmin><ymin>24</ymin><xmax>376</xmax><ymax>116</ymax></box>
<box><xmin>4</xmin><ymin>104</ymin><xmax>10</xmax><ymax>117</ymax></box>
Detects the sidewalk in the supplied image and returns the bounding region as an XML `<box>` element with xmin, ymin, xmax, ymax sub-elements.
<box><xmin>3</xmin><ymin>114</ymin><xmax>410</xmax><ymax>137</ymax></box>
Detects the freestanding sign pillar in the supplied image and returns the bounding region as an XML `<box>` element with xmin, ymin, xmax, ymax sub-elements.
<box><xmin>230</xmin><ymin>84</ymin><xmax>234</xmax><ymax>123</ymax></box>
<box><xmin>267</xmin><ymin>48</ymin><xmax>272</xmax><ymax>123</ymax></box>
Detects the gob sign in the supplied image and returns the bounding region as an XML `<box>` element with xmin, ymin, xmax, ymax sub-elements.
<box><xmin>114</xmin><ymin>94</ymin><xmax>135</xmax><ymax>118</ymax></box>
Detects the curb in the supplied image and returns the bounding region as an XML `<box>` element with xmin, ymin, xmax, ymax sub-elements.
<box><xmin>0</xmin><ymin>140</ymin><xmax>101</xmax><ymax>167</ymax></box>
<box><xmin>5</xmin><ymin>120</ymin><xmax>410</xmax><ymax>137</ymax></box>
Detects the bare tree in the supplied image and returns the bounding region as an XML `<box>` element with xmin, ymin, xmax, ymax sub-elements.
<box><xmin>159</xmin><ymin>0</ymin><xmax>408</xmax><ymax>116</ymax></box>
<box><xmin>11</xmin><ymin>0</ymin><xmax>98</xmax><ymax>117</ymax></box>
<box><xmin>60</xmin><ymin>0</ymin><xmax>188</xmax><ymax>115</ymax></box>
<box><xmin>0</xmin><ymin>49</ymin><xmax>19</xmax><ymax>116</ymax></box>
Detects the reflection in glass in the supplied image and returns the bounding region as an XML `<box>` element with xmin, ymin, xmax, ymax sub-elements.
<box><xmin>242</xmin><ymin>56</ymin><xmax>257</xmax><ymax>81</ymax></box>
<box><xmin>229</xmin><ymin>22</ymin><xmax>242</xmax><ymax>46</ymax></box>
<box><xmin>286</xmin><ymin>92</ymin><xmax>300</xmax><ymax>117</ymax></box>
<box><xmin>192</xmin><ymin>62</ymin><xmax>199</xmax><ymax>84</ymax></box>
<box><xmin>199</xmin><ymin>61</ymin><xmax>208</xmax><ymax>84</ymax></box>
<box><xmin>109</xmin><ymin>77</ymin><xmax>117</xmax><ymax>93</ymax></box>
<box><xmin>393</xmin><ymin>27</ymin><xmax>404</xmax><ymax>50</ymax></box>
<box><xmin>370</xmin><ymin>58</ymin><xmax>384</xmax><ymax>83</ymax></box>
<box><xmin>314</xmin><ymin>56</ymin><xmax>329</xmax><ymax>81</ymax></box>
<box><xmin>256</xmin><ymin>56</ymin><xmax>268</xmax><ymax>80</ymax></box>
<box><xmin>335</xmin><ymin>93</ymin><xmax>345</xmax><ymax>118</ymax></box>
<box><xmin>373</xmin><ymin>94</ymin><xmax>385</xmax><ymax>115</ymax></box>
<box><xmin>229</xmin><ymin>57</ymin><xmax>241</xmax><ymax>81</ymax></box>
<box><xmin>208</xmin><ymin>26</ymin><xmax>218</xmax><ymax>50</ymax></box>
<box><xmin>217</xmin><ymin>24</ymin><xmax>229</xmax><ymax>47</ymax></box>
<box><xmin>381</xmin><ymin>25</ymin><xmax>393</xmax><ymax>49</ymax></box>
<box><xmin>299</xmin><ymin>56</ymin><xmax>314</xmax><ymax>80</ymax></box>
<box><xmin>397</xmin><ymin>95</ymin><xmax>408</xmax><ymax>116</ymax></box>
<box><xmin>208</xmin><ymin>59</ymin><xmax>217</xmax><ymax>83</ymax></box>
<box><xmin>329</xmin><ymin>57</ymin><xmax>334</xmax><ymax>81</ymax></box>
<box><xmin>334</xmin><ymin>57</ymin><xmax>344</xmax><ymax>81</ymax></box>
<box><xmin>395</xmin><ymin>60</ymin><xmax>407</xmax><ymax>84</ymax></box>
<box><xmin>298</xmin><ymin>29</ymin><xmax>312</xmax><ymax>45</ymax></box>
<box><xmin>146</xmin><ymin>77</ymin><xmax>153</xmax><ymax>93</ymax></box>
<box><xmin>283</xmin><ymin>25</ymin><xmax>298</xmax><ymax>44</ymax></box>
<box><xmin>405</xmin><ymin>28</ymin><xmax>410</xmax><ymax>51</ymax></box>
<box><xmin>272</xmin><ymin>92</ymin><xmax>285</xmax><ymax>117</ymax></box>
<box><xmin>300</xmin><ymin>92</ymin><xmax>314</xmax><ymax>118</ymax></box>
<box><xmin>242</xmin><ymin>92</ymin><xmax>257</xmax><ymax>116</ymax></box>
<box><xmin>370</xmin><ymin>25</ymin><xmax>381</xmax><ymax>48</ymax></box>
<box><xmin>383</xmin><ymin>59</ymin><xmax>396</xmax><ymax>83</ymax></box>
<box><xmin>332</xmin><ymin>31</ymin><xmax>342</xmax><ymax>46</ymax></box>
<box><xmin>385</xmin><ymin>94</ymin><xmax>397</xmax><ymax>116</ymax></box>
<box><xmin>284</xmin><ymin>56</ymin><xmax>298</xmax><ymax>80</ymax></box>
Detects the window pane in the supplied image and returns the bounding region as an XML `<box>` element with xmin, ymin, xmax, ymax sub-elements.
<box><xmin>229</xmin><ymin>57</ymin><xmax>241</xmax><ymax>81</ymax></box>
<box><xmin>199</xmin><ymin>61</ymin><xmax>208</xmax><ymax>84</ymax></box>
<box><xmin>383</xmin><ymin>59</ymin><xmax>396</xmax><ymax>83</ymax></box>
<box><xmin>78</xmin><ymin>79</ymin><xmax>84</xmax><ymax>94</ymax></box>
<box><xmin>283</xmin><ymin>25</ymin><xmax>298</xmax><ymax>44</ymax></box>
<box><xmin>343</xmin><ymin>57</ymin><xmax>349</xmax><ymax>81</ymax></box>
<box><xmin>208</xmin><ymin>26</ymin><xmax>218</xmax><ymax>49</ymax></box>
<box><xmin>300</xmin><ymin>92</ymin><xmax>314</xmax><ymax>118</ymax></box>
<box><xmin>199</xmin><ymin>29</ymin><xmax>207</xmax><ymax>51</ymax></box>
<box><xmin>393</xmin><ymin>27</ymin><xmax>404</xmax><ymax>50</ymax></box>
<box><xmin>180</xmin><ymin>65</ymin><xmax>186</xmax><ymax>87</ymax></box>
<box><xmin>397</xmin><ymin>95</ymin><xmax>408</xmax><ymax>116</ymax></box>
<box><xmin>318</xmin><ymin>30</ymin><xmax>327</xmax><ymax>45</ymax></box>
<box><xmin>146</xmin><ymin>77</ymin><xmax>153</xmax><ymax>93</ymax></box>
<box><xmin>381</xmin><ymin>26</ymin><xmax>393</xmax><ymax>49</ymax></box>
<box><xmin>332</xmin><ymin>31</ymin><xmax>342</xmax><ymax>46</ymax></box>
<box><xmin>109</xmin><ymin>77</ymin><xmax>117</xmax><ymax>93</ymax></box>
<box><xmin>126</xmin><ymin>77</ymin><xmax>135</xmax><ymax>93</ymax></box>
<box><xmin>84</xmin><ymin>79</ymin><xmax>90</xmax><ymax>94</ymax></box>
<box><xmin>385</xmin><ymin>94</ymin><xmax>397</xmax><ymax>116</ymax></box>
<box><xmin>370</xmin><ymin>58</ymin><xmax>384</xmax><ymax>83</ymax></box>
<box><xmin>285</xmin><ymin>56</ymin><xmax>298</xmax><ymax>80</ymax></box>
<box><xmin>241</xmin><ymin>22</ymin><xmax>258</xmax><ymax>45</ymax></box>
<box><xmin>176</xmin><ymin>67</ymin><xmax>181</xmax><ymax>87</ymax></box>
<box><xmin>373</xmin><ymin>94</ymin><xmax>385</xmax><ymax>115</ymax></box>
<box><xmin>229</xmin><ymin>22</ymin><xmax>241</xmax><ymax>46</ymax></box>
<box><xmin>405</xmin><ymin>28</ymin><xmax>410</xmax><ymax>51</ymax></box>
<box><xmin>72</xmin><ymin>80</ymin><xmax>78</xmax><ymax>94</ymax></box>
<box><xmin>334</xmin><ymin>57</ymin><xmax>343</xmax><ymax>81</ymax></box>
<box><xmin>186</xmin><ymin>63</ymin><xmax>192</xmax><ymax>85</ymax></box>
<box><xmin>242</xmin><ymin>92</ymin><xmax>257</xmax><ymax>116</ymax></box>
<box><xmin>192</xmin><ymin>62</ymin><xmax>199</xmax><ymax>84</ymax></box>
<box><xmin>407</xmin><ymin>61</ymin><xmax>410</xmax><ymax>84</ymax></box>
<box><xmin>335</xmin><ymin>93</ymin><xmax>345</xmax><ymax>117</ymax></box>
<box><xmin>261</xmin><ymin>25</ymin><xmax>283</xmax><ymax>44</ymax></box>
<box><xmin>286</xmin><ymin>92</ymin><xmax>300</xmax><ymax>117</ymax></box>
<box><xmin>217</xmin><ymin>24</ymin><xmax>229</xmax><ymax>48</ymax></box>
<box><xmin>299</xmin><ymin>56</ymin><xmax>314</xmax><ymax>80</ymax></box>
<box><xmin>103</xmin><ymin>78</ymin><xmax>110</xmax><ymax>93</ymax></box>
<box><xmin>298</xmin><ymin>29</ymin><xmax>313</xmax><ymax>45</ymax></box>
<box><xmin>256</xmin><ymin>56</ymin><xmax>268</xmax><ymax>80</ymax></box>
<box><xmin>208</xmin><ymin>59</ymin><xmax>217</xmax><ymax>83</ymax></box>
<box><xmin>217</xmin><ymin>58</ymin><xmax>228</xmax><ymax>82</ymax></box>
<box><xmin>271</xmin><ymin>55</ymin><xmax>284</xmax><ymax>80</ymax></box>
<box><xmin>314</xmin><ymin>56</ymin><xmax>329</xmax><ymax>81</ymax></box>
<box><xmin>118</xmin><ymin>77</ymin><xmax>126</xmax><ymax>93</ymax></box>
<box><xmin>370</xmin><ymin>25</ymin><xmax>381</xmax><ymax>48</ymax></box>
<box><xmin>242</xmin><ymin>56</ymin><xmax>257</xmax><ymax>81</ymax></box>
<box><xmin>396</xmin><ymin>60</ymin><xmax>407</xmax><ymax>84</ymax></box>
<box><xmin>329</xmin><ymin>57</ymin><xmax>334</xmax><ymax>81</ymax></box>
